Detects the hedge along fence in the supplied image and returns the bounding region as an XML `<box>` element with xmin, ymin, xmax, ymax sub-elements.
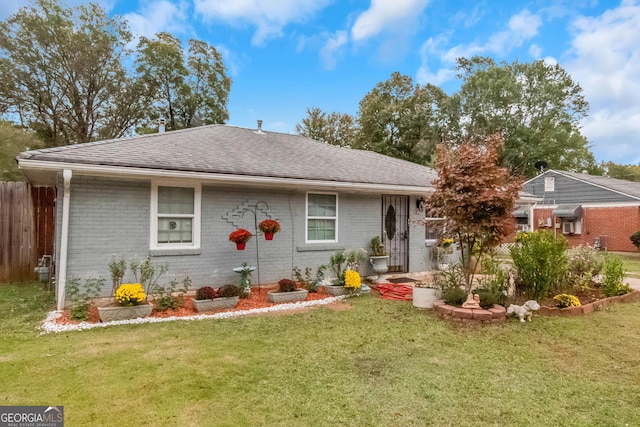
<box><xmin>0</xmin><ymin>181</ymin><xmax>55</xmax><ymax>284</ymax></box>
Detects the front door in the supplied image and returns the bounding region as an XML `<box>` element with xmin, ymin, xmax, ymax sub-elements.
<box><xmin>382</xmin><ymin>195</ymin><xmax>409</xmax><ymax>272</ymax></box>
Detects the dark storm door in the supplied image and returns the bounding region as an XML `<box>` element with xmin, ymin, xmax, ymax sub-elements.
<box><xmin>382</xmin><ymin>195</ymin><xmax>409</xmax><ymax>272</ymax></box>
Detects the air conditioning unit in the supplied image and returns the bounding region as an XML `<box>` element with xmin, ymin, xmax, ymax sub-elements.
<box><xmin>562</xmin><ymin>221</ymin><xmax>574</xmax><ymax>234</ymax></box>
<box><xmin>516</xmin><ymin>224</ymin><xmax>529</xmax><ymax>232</ymax></box>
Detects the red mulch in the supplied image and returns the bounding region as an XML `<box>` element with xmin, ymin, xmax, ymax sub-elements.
<box><xmin>55</xmin><ymin>286</ymin><xmax>336</xmax><ymax>325</ymax></box>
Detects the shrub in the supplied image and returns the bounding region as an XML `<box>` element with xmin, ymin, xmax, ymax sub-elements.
<box><xmin>475</xmin><ymin>256</ymin><xmax>510</xmax><ymax>306</ymax></box>
<box><xmin>442</xmin><ymin>286</ymin><xmax>467</xmax><ymax>306</ymax></box>
<box><xmin>219</xmin><ymin>284</ymin><xmax>241</xmax><ymax>298</ymax></box>
<box><xmin>153</xmin><ymin>278</ymin><xmax>190</xmax><ymax>311</ymax></box>
<box><xmin>601</xmin><ymin>254</ymin><xmax>631</xmax><ymax>297</ymax></box>
<box><xmin>510</xmin><ymin>230</ymin><xmax>568</xmax><ymax>301</ymax></box>
<box><xmin>130</xmin><ymin>256</ymin><xmax>169</xmax><ymax>296</ymax></box>
<box><xmin>196</xmin><ymin>286</ymin><xmax>219</xmax><ymax>300</ymax></box>
<box><xmin>553</xmin><ymin>294</ymin><xmax>581</xmax><ymax>308</ymax></box>
<box><xmin>292</xmin><ymin>265</ymin><xmax>326</xmax><ymax>293</ymax></box>
<box><xmin>473</xmin><ymin>288</ymin><xmax>501</xmax><ymax>309</ymax></box>
<box><xmin>565</xmin><ymin>245</ymin><xmax>602</xmax><ymax>291</ymax></box>
<box><xmin>67</xmin><ymin>277</ymin><xmax>103</xmax><ymax>321</ymax></box>
<box><xmin>278</xmin><ymin>279</ymin><xmax>297</xmax><ymax>292</ymax></box>
<box><xmin>630</xmin><ymin>231</ymin><xmax>640</xmax><ymax>250</ymax></box>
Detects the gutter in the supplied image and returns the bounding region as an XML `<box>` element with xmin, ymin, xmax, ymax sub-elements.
<box><xmin>57</xmin><ymin>169</ymin><xmax>72</xmax><ymax>310</ymax></box>
<box><xmin>17</xmin><ymin>159</ymin><xmax>433</xmax><ymax>195</ymax></box>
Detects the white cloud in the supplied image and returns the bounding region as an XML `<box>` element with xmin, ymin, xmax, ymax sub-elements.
<box><xmin>193</xmin><ymin>0</ymin><xmax>331</xmax><ymax>46</ymax></box>
<box><xmin>351</xmin><ymin>0</ymin><xmax>431</xmax><ymax>41</ymax></box>
<box><xmin>124</xmin><ymin>0</ymin><xmax>191</xmax><ymax>40</ymax></box>
<box><xmin>416</xmin><ymin>8</ymin><xmax>542</xmax><ymax>86</ymax></box>
<box><xmin>529</xmin><ymin>44</ymin><xmax>543</xmax><ymax>58</ymax></box>
<box><xmin>565</xmin><ymin>1</ymin><xmax>640</xmax><ymax>163</ymax></box>
<box><xmin>319</xmin><ymin>30</ymin><xmax>348</xmax><ymax>70</ymax></box>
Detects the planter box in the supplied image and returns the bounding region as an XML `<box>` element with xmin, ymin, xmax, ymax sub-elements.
<box><xmin>192</xmin><ymin>296</ymin><xmax>239</xmax><ymax>312</ymax></box>
<box><xmin>98</xmin><ymin>303</ymin><xmax>153</xmax><ymax>322</ymax></box>
<box><xmin>267</xmin><ymin>289</ymin><xmax>308</xmax><ymax>303</ymax></box>
<box><xmin>324</xmin><ymin>285</ymin><xmax>348</xmax><ymax>296</ymax></box>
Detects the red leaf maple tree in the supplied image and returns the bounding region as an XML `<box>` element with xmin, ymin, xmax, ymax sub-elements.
<box><xmin>427</xmin><ymin>133</ymin><xmax>523</xmax><ymax>291</ymax></box>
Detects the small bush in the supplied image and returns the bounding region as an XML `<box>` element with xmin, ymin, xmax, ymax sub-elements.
<box><xmin>219</xmin><ymin>284</ymin><xmax>241</xmax><ymax>298</ymax></box>
<box><xmin>292</xmin><ymin>265</ymin><xmax>326</xmax><ymax>293</ymax></box>
<box><xmin>196</xmin><ymin>286</ymin><xmax>218</xmax><ymax>300</ymax></box>
<box><xmin>278</xmin><ymin>279</ymin><xmax>297</xmax><ymax>292</ymax></box>
<box><xmin>442</xmin><ymin>286</ymin><xmax>466</xmax><ymax>306</ymax></box>
<box><xmin>601</xmin><ymin>254</ymin><xmax>630</xmax><ymax>297</ymax></box>
<box><xmin>153</xmin><ymin>278</ymin><xmax>190</xmax><ymax>311</ymax></box>
<box><xmin>510</xmin><ymin>230</ymin><xmax>568</xmax><ymax>301</ymax></box>
<box><xmin>553</xmin><ymin>294</ymin><xmax>581</xmax><ymax>308</ymax></box>
<box><xmin>473</xmin><ymin>288</ymin><xmax>500</xmax><ymax>309</ymax></box>
<box><xmin>565</xmin><ymin>245</ymin><xmax>602</xmax><ymax>292</ymax></box>
<box><xmin>630</xmin><ymin>231</ymin><xmax>640</xmax><ymax>250</ymax></box>
<box><xmin>67</xmin><ymin>277</ymin><xmax>103</xmax><ymax>321</ymax></box>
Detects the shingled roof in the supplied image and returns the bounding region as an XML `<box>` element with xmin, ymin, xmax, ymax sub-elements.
<box><xmin>539</xmin><ymin>170</ymin><xmax>640</xmax><ymax>200</ymax></box>
<box><xmin>17</xmin><ymin>124</ymin><xmax>436</xmax><ymax>192</ymax></box>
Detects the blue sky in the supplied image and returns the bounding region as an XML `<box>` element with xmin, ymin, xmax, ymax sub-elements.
<box><xmin>2</xmin><ymin>0</ymin><xmax>639</xmax><ymax>164</ymax></box>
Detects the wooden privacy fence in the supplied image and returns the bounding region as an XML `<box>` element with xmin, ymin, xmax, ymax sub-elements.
<box><xmin>0</xmin><ymin>181</ymin><xmax>55</xmax><ymax>283</ymax></box>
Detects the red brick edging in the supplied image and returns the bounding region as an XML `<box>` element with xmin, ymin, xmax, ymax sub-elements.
<box><xmin>538</xmin><ymin>290</ymin><xmax>640</xmax><ymax>316</ymax></box>
<box><xmin>433</xmin><ymin>300</ymin><xmax>506</xmax><ymax>325</ymax></box>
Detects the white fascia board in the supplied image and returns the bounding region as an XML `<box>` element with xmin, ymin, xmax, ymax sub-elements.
<box><xmin>18</xmin><ymin>159</ymin><xmax>432</xmax><ymax>195</ymax></box>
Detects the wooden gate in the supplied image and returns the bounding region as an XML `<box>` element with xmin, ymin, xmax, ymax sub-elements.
<box><xmin>0</xmin><ymin>181</ymin><xmax>55</xmax><ymax>283</ymax></box>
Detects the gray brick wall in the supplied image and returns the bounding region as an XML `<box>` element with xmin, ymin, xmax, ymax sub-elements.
<box><xmin>55</xmin><ymin>175</ymin><xmax>430</xmax><ymax>297</ymax></box>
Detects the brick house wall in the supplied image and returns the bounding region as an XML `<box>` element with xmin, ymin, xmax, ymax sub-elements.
<box><xmin>531</xmin><ymin>205</ymin><xmax>640</xmax><ymax>252</ymax></box>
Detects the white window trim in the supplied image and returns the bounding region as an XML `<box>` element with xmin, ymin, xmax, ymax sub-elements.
<box><xmin>544</xmin><ymin>176</ymin><xmax>555</xmax><ymax>192</ymax></box>
<box><xmin>305</xmin><ymin>192</ymin><xmax>338</xmax><ymax>243</ymax></box>
<box><xmin>150</xmin><ymin>181</ymin><xmax>201</xmax><ymax>250</ymax></box>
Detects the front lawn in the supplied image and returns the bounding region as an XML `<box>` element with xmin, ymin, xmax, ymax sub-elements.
<box><xmin>1</xmin><ymin>282</ymin><xmax>640</xmax><ymax>426</ymax></box>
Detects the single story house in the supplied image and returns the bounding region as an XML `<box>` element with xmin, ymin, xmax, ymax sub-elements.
<box><xmin>18</xmin><ymin>123</ymin><xmax>440</xmax><ymax>309</ymax></box>
<box><xmin>521</xmin><ymin>169</ymin><xmax>640</xmax><ymax>252</ymax></box>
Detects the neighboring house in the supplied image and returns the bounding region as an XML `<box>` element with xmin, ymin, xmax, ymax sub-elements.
<box><xmin>522</xmin><ymin>169</ymin><xmax>640</xmax><ymax>252</ymax></box>
<box><xmin>17</xmin><ymin>123</ymin><xmax>439</xmax><ymax>309</ymax></box>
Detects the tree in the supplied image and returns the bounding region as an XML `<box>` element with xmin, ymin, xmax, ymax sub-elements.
<box><xmin>426</xmin><ymin>134</ymin><xmax>522</xmax><ymax>291</ymax></box>
<box><xmin>454</xmin><ymin>56</ymin><xmax>598</xmax><ymax>177</ymax></box>
<box><xmin>0</xmin><ymin>0</ymin><xmax>144</xmax><ymax>146</ymax></box>
<box><xmin>355</xmin><ymin>72</ymin><xmax>446</xmax><ymax>165</ymax></box>
<box><xmin>601</xmin><ymin>161</ymin><xmax>640</xmax><ymax>182</ymax></box>
<box><xmin>295</xmin><ymin>107</ymin><xmax>356</xmax><ymax>147</ymax></box>
<box><xmin>135</xmin><ymin>33</ymin><xmax>231</xmax><ymax>132</ymax></box>
<box><xmin>0</xmin><ymin>121</ymin><xmax>44</xmax><ymax>181</ymax></box>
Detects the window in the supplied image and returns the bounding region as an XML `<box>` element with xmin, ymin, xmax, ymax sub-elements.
<box><xmin>306</xmin><ymin>193</ymin><xmax>337</xmax><ymax>242</ymax></box>
<box><xmin>544</xmin><ymin>176</ymin><xmax>555</xmax><ymax>192</ymax></box>
<box><xmin>151</xmin><ymin>183</ymin><xmax>201</xmax><ymax>249</ymax></box>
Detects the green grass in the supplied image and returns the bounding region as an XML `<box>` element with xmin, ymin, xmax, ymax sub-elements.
<box><xmin>611</xmin><ymin>251</ymin><xmax>640</xmax><ymax>277</ymax></box>
<box><xmin>2</xmin><ymin>282</ymin><xmax>640</xmax><ymax>426</ymax></box>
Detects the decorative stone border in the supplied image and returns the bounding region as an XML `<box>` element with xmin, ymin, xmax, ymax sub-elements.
<box><xmin>539</xmin><ymin>290</ymin><xmax>640</xmax><ymax>316</ymax></box>
<box><xmin>433</xmin><ymin>300</ymin><xmax>506</xmax><ymax>325</ymax></box>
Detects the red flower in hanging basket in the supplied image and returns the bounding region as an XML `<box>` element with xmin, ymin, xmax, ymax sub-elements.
<box><xmin>229</xmin><ymin>228</ymin><xmax>252</xmax><ymax>244</ymax></box>
<box><xmin>259</xmin><ymin>219</ymin><xmax>281</xmax><ymax>233</ymax></box>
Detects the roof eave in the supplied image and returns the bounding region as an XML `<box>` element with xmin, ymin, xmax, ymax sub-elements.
<box><xmin>18</xmin><ymin>159</ymin><xmax>433</xmax><ymax>195</ymax></box>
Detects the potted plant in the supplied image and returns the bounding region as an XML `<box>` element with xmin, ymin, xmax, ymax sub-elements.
<box><xmin>192</xmin><ymin>285</ymin><xmax>240</xmax><ymax>312</ymax></box>
<box><xmin>229</xmin><ymin>228</ymin><xmax>252</xmax><ymax>250</ymax></box>
<box><xmin>344</xmin><ymin>269</ymin><xmax>362</xmax><ymax>293</ymax></box>
<box><xmin>412</xmin><ymin>280</ymin><xmax>442</xmax><ymax>309</ymax></box>
<box><xmin>98</xmin><ymin>283</ymin><xmax>153</xmax><ymax>322</ymax></box>
<box><xmin>267</xmin><ymin>279</ymin><xmax>309</xmax><ymax>303</ymax></box>
<box><xmin>259</xmin><ymin>219</ymin><xmax>281</xmax><ymax>240</ymax></box>
<box><xmin>369</xmin><ymin>235</ymin><xmax>389</xmax><ymax>274</ymax></box>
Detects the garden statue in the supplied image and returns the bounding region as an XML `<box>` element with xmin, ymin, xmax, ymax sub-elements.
<box><xmin>506</xmin><ymin>300</ymin><xmax>541</xmax><ymax>322</ymax></box>
<box><xmin>462</xmin><ymin>293</ymin><xmax>480</xmax><ymax>309</ymax></box>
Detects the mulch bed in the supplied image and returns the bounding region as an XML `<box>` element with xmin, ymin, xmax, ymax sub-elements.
<box><xmin>55</xmin><ymin>286</ymin><xmax>337</xmax><ymax>325</ymax></box>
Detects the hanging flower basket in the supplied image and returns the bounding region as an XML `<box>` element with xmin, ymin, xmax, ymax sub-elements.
<box><xmin>259</xmin><ymin>219</ymin><xmax>281</xmax><ymax>240</ymax></box>
<box><xmin>229</xmin><ymin>228</ymin><xmax>252</xmax><ymax>250</ymax></box>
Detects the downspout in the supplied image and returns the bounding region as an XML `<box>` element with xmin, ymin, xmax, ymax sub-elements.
<box><xmin>56</xmin><ymin>169</ymin><xmax>72</xmax><ymax>310</ymax></box>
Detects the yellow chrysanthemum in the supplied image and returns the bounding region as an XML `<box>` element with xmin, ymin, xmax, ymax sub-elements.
<box><xmin>344</xmin><ymin>270</ymin><xmax>361</xmax><ymax>289</ymax></box>
<box><xmin>115</xmin><ymin>283</ymin><xmax>146</xmax><ymax>306</ymax></box>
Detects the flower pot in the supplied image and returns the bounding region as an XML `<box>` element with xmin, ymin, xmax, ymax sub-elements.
<box><xmin>266</xmin><ymin>289</ymin><xmax>308</xmax><ymax>303</ymax></box>
<box><xmin>412</xmin><ymin>287</ymin><xmax>441</xmax><ymax>309</ymax></box>
<box><xmin>264</xmin><ymin>232</ymin><xmax>274</xmax><ymax>240</ymax></box>
<box><xmin>98</xmin><ymin>303</ymin><xmax>153</xmax><ymax>322</ymax></box>
<box><xmin>192</xmin><ymin>296</ymin><xmax>239</xmax><ymax>312</ymax></box>
<box><xmin>324</xmin><ymin>285</ymin><xmax>348</xmax><ymax>296</ymax></box>
<box><xmin>235</xmin><ymin>242</ymin><xmax>246</xmax><ymax>250</ymax></box>
<box><xmin>369</xmin><ymin>255</ymin><xmax>389</xmax><ymax>274</ymax></box>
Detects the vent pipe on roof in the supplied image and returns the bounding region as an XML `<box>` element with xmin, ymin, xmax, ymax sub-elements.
<box><xmin>157</xmin><ymin>118</ymin><xmax>166</xmax><ymax>133</ymax></box>
<box><xmin>257</xmin><ymin>119</ymin><xmax>263</xmax><ymax>133</ymax></box>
